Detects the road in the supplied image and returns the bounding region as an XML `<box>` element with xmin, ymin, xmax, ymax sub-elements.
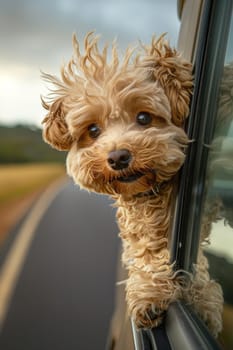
<box><xmin>0</xmin><ymin>180</ymin><xmax>120</xmax><ymax>350</ymax></box>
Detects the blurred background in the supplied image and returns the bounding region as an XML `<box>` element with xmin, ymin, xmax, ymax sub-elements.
<box><xmin>0</xmin><ymin>0</ymin><xmax>180</xmax><ymax>349</ymax></box>
<box><xmin>0</xmin><ymin>0</ymin><xmax>179</xmax><ymax>240</ymax></box>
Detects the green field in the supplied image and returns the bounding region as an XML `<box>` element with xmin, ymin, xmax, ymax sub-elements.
<box><xmin>0</xmin><ymin>124</ymin><xmax>68</xmax><ymax>241</ymax></box>
<box><xmin>0</xmin><ymin>163</ymin><xmax>66</xmax><ymax>205</ymax></box>
<box><xmin>0</xmin><ymin>163</ymin><xmax>67</xmax><ymax>243</ymax></box>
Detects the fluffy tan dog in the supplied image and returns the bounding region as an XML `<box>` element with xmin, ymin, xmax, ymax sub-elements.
<box><xmin>41</xmin><ymin>33</ymin><xmax>223</xmax><ymax>337</ymax></box>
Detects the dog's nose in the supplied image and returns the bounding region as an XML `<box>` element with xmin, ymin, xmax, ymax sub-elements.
<box><xmin>107</xmin><ymin>149</ymin><xmax>132</xmax><ymax>170</ymax></box>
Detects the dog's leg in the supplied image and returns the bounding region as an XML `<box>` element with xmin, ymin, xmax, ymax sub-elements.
<box><xmin>125</xmin><ymin>248</ymin><xmax>182</xmax><ymax>328</ymax></box>
<box><xmin>117</xmin><ymin>188</ymin><xmax>182</xmax><ymax>328</ymax></box>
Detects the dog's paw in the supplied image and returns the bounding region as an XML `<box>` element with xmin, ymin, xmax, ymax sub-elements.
<box><xmin>133</xmin><ymin>305</ymin><xmax>165</xmax><ymax>329</ymax></box>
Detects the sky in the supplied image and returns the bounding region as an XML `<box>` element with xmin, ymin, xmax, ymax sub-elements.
<box><xmin>0</xmin><ymin>0</ymin><xmax>180</xmax><ymax>127</ymax></box>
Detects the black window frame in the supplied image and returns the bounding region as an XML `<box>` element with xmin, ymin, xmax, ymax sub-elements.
<box><xmin>172</xmin><ymin>0</ymin><xmax>233</xmax><ymax>272</ymax></box>
<box><xmin>131</xmin><ymin>0</ymin><xmax>233</xmax><ymax>349</ymax></box>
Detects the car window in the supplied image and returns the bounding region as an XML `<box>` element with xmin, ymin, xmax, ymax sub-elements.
<box><xmin>199</xmin><ymin>9</ymin><xmax>233</xmax><ymax>350</ymax></box>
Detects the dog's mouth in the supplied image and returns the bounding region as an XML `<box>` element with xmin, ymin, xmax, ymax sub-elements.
<box><xmin>105</xmin><ymin>169</ymin><xmax>163</xmax><ymax>196</ymax></box>
<box><xmin>116</xmin><ymin>171</ymin><xmax>144</xmax><ymax>183</ymax></box>
<box><xmin>110</xmin><ymin>169</ymin><xmax>157</xmax><ymax>185</ymax></box>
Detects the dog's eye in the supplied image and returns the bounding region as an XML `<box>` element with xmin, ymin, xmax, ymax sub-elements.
<box><xmin>136</xmin><ymin>112</ymin><xmax>152</xmax><ymax>126</ymax></box>
<box><xmin>88</xmin><ymin>124</ymin><xmax>101</xmax><ymax>139</ymax></box>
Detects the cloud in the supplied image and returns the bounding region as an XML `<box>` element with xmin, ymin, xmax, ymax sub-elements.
<box><xmin>0</xmin><ymin>0</ymin><xmax>180</xmax><ymax>125</ymax></box>
<box><xmin>0</xmin><ymin>0</ymin><xmax>179</xmax><ymax>65</ymax></box>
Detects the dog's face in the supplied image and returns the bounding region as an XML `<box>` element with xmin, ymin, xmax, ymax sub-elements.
<box><xmin>65</xmin><ymin>78</ymin><xmax>188</xmax><ymax>197</ymax></box>
<box><xmin>42</xmin><ymin>33</ymin><xmax>192</xmax><ymax>198</ymax></box>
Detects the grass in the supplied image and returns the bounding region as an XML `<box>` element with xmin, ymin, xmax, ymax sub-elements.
<box><xmin>0</xmin><ymin>163</ymin><xmax>66</xmax><ymax>205</ymax></box>
<box><xmin>0</xmin><ymin>163</ymin><xmax>67</xmax><ymax>243</ymax></box>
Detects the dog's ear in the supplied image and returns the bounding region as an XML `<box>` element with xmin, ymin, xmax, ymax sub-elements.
<box><xmin>42</xmin><ymin>96</ymin><xmax>73</xmax><ymax>151</ymax></box>
<box><xmin>141</xmin><ymin>36</ymin><xmax>193</xmax><ymax>126</ymax></box>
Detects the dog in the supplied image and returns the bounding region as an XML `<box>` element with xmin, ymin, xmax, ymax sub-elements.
<box><xmin>41</xmin><ymin>33</ymin><xmax>223</xmax><ymax>337</ymax></box>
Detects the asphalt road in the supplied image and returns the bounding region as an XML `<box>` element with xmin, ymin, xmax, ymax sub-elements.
<box><xmin>0</xmin><ymin>180</ymin><xmax>120</xmax><ymax>350</ymax></box>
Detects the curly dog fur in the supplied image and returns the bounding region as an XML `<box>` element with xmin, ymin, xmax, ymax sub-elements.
<box><xmin>41</xmin><ymin>33</ymin><xmax>223</xmax><ymax>336</ymax></box>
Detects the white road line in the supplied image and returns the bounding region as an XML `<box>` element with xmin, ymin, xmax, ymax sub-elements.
<box><xmin>0</xmin><ymin>178</ymin><xmax>67</xmax><ymax>329</ymax></box>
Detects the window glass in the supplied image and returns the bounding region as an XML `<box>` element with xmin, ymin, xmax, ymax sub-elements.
<box><xmin>200</xmin><ymin>11</ymin><xmax>233</xmax><ymax>350</ymax></box>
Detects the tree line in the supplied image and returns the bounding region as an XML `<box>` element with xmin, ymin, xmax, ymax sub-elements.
<box><xmin>0</xmin><ymin>124</ymin><xmax>66</xmax><ymax>163</ymax></box>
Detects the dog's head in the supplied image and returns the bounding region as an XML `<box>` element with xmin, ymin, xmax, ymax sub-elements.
<box><xmin>42</xmin><ymin>33</ymin><xmax>193</xmax><ymax>198</ymax></box>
